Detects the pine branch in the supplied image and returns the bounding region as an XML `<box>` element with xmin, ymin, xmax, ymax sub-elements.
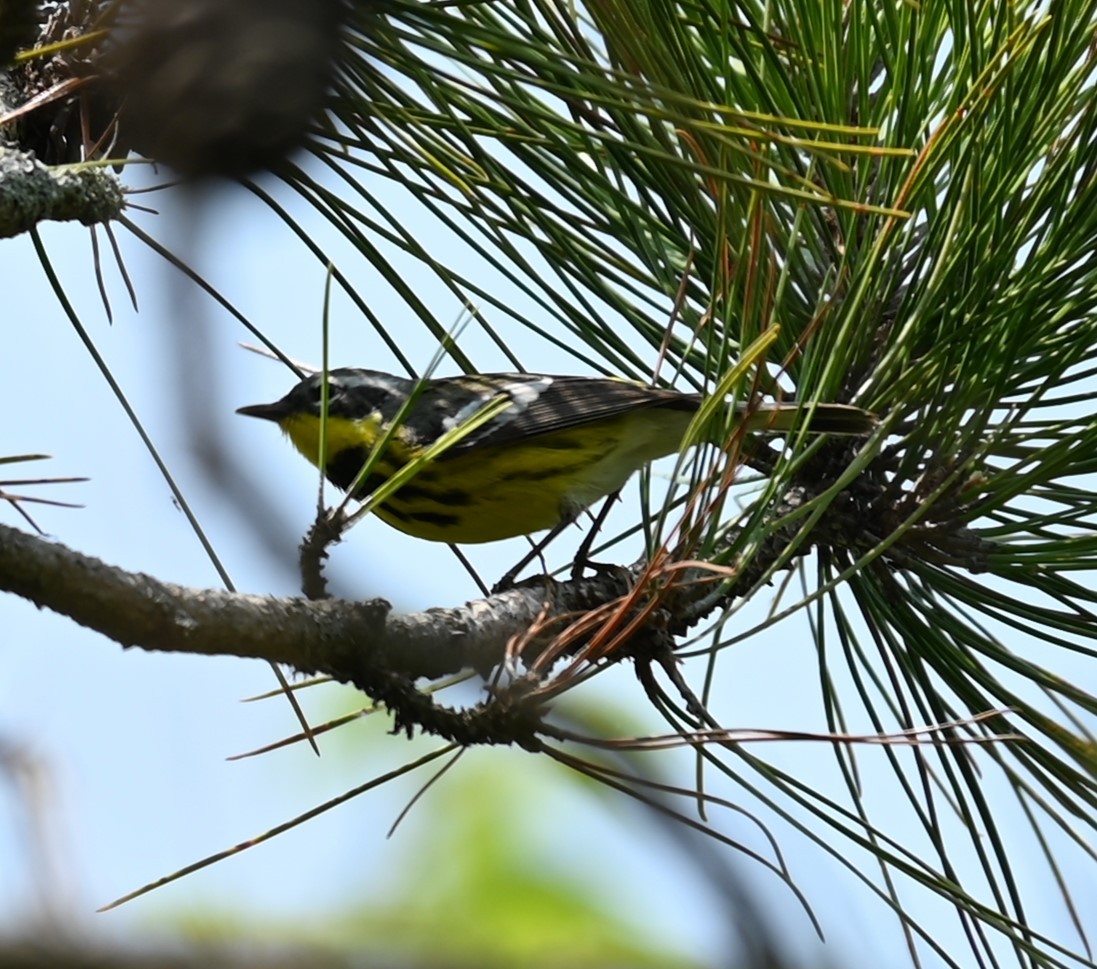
<box><xmin>0</xmin><ymin>147</ymin><xmax>123</xmax><ymax>237</ymax></box>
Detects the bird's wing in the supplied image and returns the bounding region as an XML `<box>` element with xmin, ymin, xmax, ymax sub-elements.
<box><xmin>416</xmin><ymin>373</ymin><xmax>700</xmax><ymax>456</ymax></box>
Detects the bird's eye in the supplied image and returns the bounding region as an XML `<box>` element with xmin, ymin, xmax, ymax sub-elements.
<box><xmin>309</xmin><ymin>381</ymin><xmax>340</xmax><ymax>404</ymax></box>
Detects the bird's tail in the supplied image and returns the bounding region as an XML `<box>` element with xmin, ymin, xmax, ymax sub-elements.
<box><xmin>740</xmin><ymin>401</ymin><xmax>877</xmax><ymax>436</ymax></box>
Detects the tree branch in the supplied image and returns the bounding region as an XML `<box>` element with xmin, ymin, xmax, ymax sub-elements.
<box><xmin>0</xmin><ymin>521</ymin><xmax>631</xmax><ymax>683</ymax></box>
<box><xmin>1</xmin><ymin>443</ymin><xmax>891</xmax><ymax>745</ymax></box>
<box><xmin>0</xmin><ymin>147</ymin><xmax>124</xmax><ymax>238</ymax></box>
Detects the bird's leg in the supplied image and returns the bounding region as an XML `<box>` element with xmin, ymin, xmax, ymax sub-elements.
<box><xmin>569</xmin><ymin>490</ymin><xmax>621</xmax><ymax>581</ymax></box>
<box><xmin>491</xmin><ymin>518</ymin><xmax>574</xmax><ymax>593</ymax></box>
<box><xmin>448</xmin><ymin>543</ymin><xmax>491</xmax><ymax>598</ymax></box>
<box><xmin>491</xmin><ymin>490</ymin><xmax>623</xmax><ymax>592</ymax></box>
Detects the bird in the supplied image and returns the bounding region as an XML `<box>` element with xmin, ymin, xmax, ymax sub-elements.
<box><xmin>237</xmin><ymin>368</ymin><xmax>876</xmax><ymax>548</ymax></box>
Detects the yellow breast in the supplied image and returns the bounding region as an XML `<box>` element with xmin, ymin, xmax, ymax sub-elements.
<box><xmin>278</xmin><ymin>408</ymin><xmax>692</xmax><ymax>543</ymax></box>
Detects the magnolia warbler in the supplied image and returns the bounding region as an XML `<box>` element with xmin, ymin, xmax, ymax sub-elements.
<box><xmin>238</xmin><ymin>369</ymin><xmax>875</xmax><ymax>546</ymax></box>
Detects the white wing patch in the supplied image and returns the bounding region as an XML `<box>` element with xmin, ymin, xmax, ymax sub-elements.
<box><xmin>504</xmin><ymin>376</ymin><xmax>553</xmax><ymax>409</ymax></box>
<box><xmin>440</xmin><ymin>375</ymin><xmax>554</xmax><ymax>431</ymax></box>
